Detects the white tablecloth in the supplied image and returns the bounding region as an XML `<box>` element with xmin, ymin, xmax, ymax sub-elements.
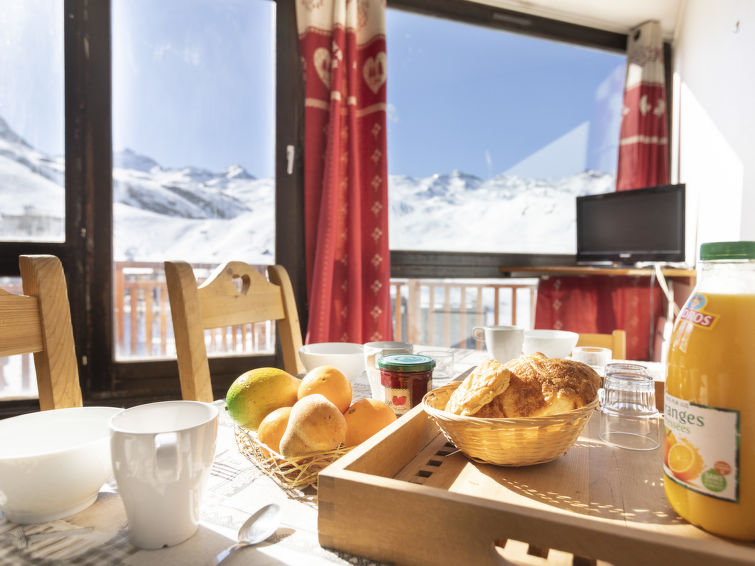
<box><xmin>0</xmin><ymin>347</ymin><xmax>487</xmax><ymax>566</ymax></box>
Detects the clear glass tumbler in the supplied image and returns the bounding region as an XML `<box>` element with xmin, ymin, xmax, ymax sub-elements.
<box><xmin>600</xmin><ymin>371</ymin><xmax>660</xmax><ymax>451</ymax></box>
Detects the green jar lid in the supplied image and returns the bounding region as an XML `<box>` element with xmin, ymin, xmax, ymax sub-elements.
<box><xmin>700</xmin><ymin>241</ymin><xmax>755</xmax><ymax>261</ymax></box>
<box><xmin>378</xmin><ymin>354</ymin><xmax>436</xmax><ymax>372</ymax></box>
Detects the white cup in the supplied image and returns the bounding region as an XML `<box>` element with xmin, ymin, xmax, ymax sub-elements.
<box><xmin>109</xmin><ymin>401</ymin><xmax>218</xmax><ymax>549</ymax></box>
<box><xmin>572</xmin><ymin>346</ymin><xmax>612</xmax><ymax>376</ymax></box>
<box><xmin>364</xmin><ymin>341</ymin><xmax>413</xmax><ymax>399</ymax></box>
<box><xmin>472</xmin><ymin>326</ymin><xmax>524</xmax><ymax>364</ymax></box>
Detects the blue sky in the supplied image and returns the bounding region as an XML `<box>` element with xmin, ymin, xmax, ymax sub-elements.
<box><xmin>386</xmin><ymin>9</ymin><xmax>626</xmax><ymax>179</ymax></box>
<box><xmin>2</xmin><ymin>1</ymin><xmax>624</xmax><ymax>181</ymax></box>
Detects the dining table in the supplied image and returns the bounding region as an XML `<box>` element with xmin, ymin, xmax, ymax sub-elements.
<box><xmin>0</xmin><ymin>347</ymin><xmax>493</xmax><ymax>566</ymax></box>
<box><xmin>1</xmin><ymin>348</ymin><xmax>707</xmax><ymax>566</ymax></box>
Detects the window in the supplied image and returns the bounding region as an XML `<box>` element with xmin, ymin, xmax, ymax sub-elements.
<box><xmin>0</xmin><ymin>0</ymin><xmax>65</xmax><ymax>243</ymax></box>
<box><xmin>385</xmin><ymin>2</ymin><xmax>628</xmax><ymax>348</ymax></box>
<box><xmin>0</xmin><ymin>0</ymin><xmax>303</xmax><ymax>412</ymax></box>
<box><xmin>387</xmin><ymin>8</ymin><xmax>625</xmax><ymax>254</ymax></box>
<box><xmin>111</xmin><ymin>0</ymin><xmax>276</xmax><ymax>361</ymax></box>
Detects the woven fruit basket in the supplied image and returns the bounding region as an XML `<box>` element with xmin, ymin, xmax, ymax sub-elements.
<box><xmin>422</xmin><ymin>382</ymin><xmax>598</xmax><ymax>467</ymax></box>
<box><xmin>234</xmin><ymin>425</ymin><xmax>350</xmax><ymax>495</ymax></box>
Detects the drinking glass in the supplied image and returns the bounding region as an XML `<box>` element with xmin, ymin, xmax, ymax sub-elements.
<box><xmin>416</xmin><ymin>350</ymin><xmax>455</xmax><ymax>385</ymax></box>
<box><xmin>599</xmin><ymin>371</ymin><xmax>660</xmax><ymax>451</ymax></box>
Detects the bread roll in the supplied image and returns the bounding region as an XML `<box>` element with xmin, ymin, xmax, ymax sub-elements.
<box><xmin>447</xmin><ymin>353</ymin><xmax>601</xmax><ymax>418</ymax></box>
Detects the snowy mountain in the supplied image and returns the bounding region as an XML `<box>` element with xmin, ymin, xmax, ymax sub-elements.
<box><xmin>1</xmin><ymin>115</ymin><xmax>614</xmax><ymax>261</ymax></box>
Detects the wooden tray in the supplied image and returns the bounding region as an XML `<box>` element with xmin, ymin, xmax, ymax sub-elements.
<box><xmin>318</xmin><ymin>403</ymin><xmax>755</xmax><ymax>566</ymax></box>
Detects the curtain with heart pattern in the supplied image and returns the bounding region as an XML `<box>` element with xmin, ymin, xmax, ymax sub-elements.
<box><xmin>535</xmin><ymin>21</ymin><xmax>668</xmax><ymax>361</ymax></box>
<box><xmin>296</xmin><ymin>0</ymin><xmax>393</xmax><ymax>344</ymax></box>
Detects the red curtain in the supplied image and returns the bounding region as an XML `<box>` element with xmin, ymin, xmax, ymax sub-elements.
<box><xmin>297</xmin><ymin>0</ymin><xmax>393</xmax><ymax>344</ymax></box>
<box><xmin>535</xmin><ymin>21</ymin><xmax>669</xmax><ymax>361</ymax></box>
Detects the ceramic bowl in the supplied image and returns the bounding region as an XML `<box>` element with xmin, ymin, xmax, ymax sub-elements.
<box><xmin>298</xmin><ymin>342</ymin><xmax>365</xmax><ymax>382</ymax></box>
<box><xmin>0</xmin><ymin>406</ymin><xmax>122</xmax><ymax>524</ymax></box>
<box><xmin>522</xmin><ymin>330</ymin><xmax>579</xmax><ymax>358</ymax></box>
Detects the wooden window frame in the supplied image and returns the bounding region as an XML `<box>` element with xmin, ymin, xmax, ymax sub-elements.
<box><xmin>0</xmin><ymin>0</ymin><xmax>304</xmax><ymax>415</ymax></box>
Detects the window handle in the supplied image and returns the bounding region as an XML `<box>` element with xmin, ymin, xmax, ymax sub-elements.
<box><xmin>286</xmin><ymin>144</ymin><xmax>295</xmax><ymax>175</ymax></box>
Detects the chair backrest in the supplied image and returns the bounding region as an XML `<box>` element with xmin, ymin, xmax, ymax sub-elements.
<box><xmin>164</xmin><ymin>260</ymin><xmax>305</xmax><ymax>402</ymax></box>
<box><xmin>576</xmin><ymin>330</ymin><xmax>626</xmax><ymax>360</ymax></box>
<box><xmin>0</xmin><ymin>255</ymin><xmax>82</xmax><ymax>410</ymax></box>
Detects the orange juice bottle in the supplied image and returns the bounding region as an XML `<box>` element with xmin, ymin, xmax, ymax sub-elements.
<box><xmin>665</xmin><ymin>241</ymin><xmax>755</xmax><ymax>540</ymax></box>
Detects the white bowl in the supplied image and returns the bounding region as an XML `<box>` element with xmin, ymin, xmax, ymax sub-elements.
<box><xmin>522</xmin><ymin>330</ymin><xmax>579</xmax><ymax>358</ymax></box>
<box><xmin>0</xmin><ymin>406</ymin><xmax>122</xmax><ymax>524</ymax></box>
<box><xmin>298</xmin><ymin>342</ymin><xmax>365</xmax><ymax>382</ymax></box>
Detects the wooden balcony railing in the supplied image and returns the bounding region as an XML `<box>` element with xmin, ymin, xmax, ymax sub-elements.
<box><xmin>0</xmin><ymin>263</ymin><xmax>538</xmax><ymax>395</ymax></box>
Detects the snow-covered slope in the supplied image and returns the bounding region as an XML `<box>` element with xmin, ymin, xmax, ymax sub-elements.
<box><xmin>1</xmin><ymin>114</ymin><xmax>613</xmax><ymax>260</ymax></box>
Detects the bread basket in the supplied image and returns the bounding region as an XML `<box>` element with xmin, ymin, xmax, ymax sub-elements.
<box><xmin>422</xmin><ymin>382</ymin><xmax>598</xmax><ymax>466</ymax></box>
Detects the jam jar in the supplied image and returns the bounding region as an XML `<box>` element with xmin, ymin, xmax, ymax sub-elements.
<box><xmin>377</xmin><ymin>354</ymin><xmax>435</xmax><ymax>416</ymax></box>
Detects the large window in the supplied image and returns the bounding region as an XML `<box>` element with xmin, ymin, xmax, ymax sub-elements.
<box><xmin>386</xmin><ymin>8</ymin><xmax>626</xmax><ymax>254</ymax></box>
<box><xmin>0</xmin><ymin>0</ymin><xmax>303</xmax><ymax>412</ymax></box>
<box><xmin>111</xmin><ymin>0</ymin><xmax>276</xmax><ymax>361</ymax></box>
<box><xmin>385</xmin><ymin>2</ymin><xmax>628</xmax><ymax>348</ymax></box>
<box><xmin>0</xmin><ymin>0</ymin><xmax>65</xmax><ymax>243</ymax></box>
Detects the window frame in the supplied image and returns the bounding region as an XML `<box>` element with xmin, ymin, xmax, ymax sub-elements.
<box><xmin>385</xmin><ymin>0</ymin><xmax>672</xmax><ymax>279</ymax></box>
<box><xmin>0</xmin><ymin>0</ymin><xmax>305</xmax><ymax>415</ymax></box>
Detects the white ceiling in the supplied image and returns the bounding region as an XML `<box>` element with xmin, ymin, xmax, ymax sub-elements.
<box><xmin>481</xmin><ymin>0</ymin><xmax>684</xmax><ymax>40</ymax></box>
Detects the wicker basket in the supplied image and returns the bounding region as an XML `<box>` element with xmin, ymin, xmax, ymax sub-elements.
<box><xmin>234</xmin><ymin>425</ymin><xmax>350</xmax><ymax>495</ymax></box>
<box><xmin>422</xmin><ymin>382</ymin><xmax>598</xmax><ymax>467</ymax></box>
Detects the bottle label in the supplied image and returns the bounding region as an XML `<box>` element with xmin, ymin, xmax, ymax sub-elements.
<box><xmin>678</xmin><ymin>293</ymin><xmax>719</xmax><ymax>330</ymax></box>
<box><xmin>664</xmin><ymin>393</ymin><xmax>740</xmax><ymax>502</ymax></box>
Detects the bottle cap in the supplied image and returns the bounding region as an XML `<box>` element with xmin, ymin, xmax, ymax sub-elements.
<box><xmin>700</xmin><ymin>241</ymin><xmax>755</xmax><ymax>261</ymax></box>
<box><xmin>378</xmin><ymin>354</ymin><xmax>436</xmax><ymax>372</ymax></box>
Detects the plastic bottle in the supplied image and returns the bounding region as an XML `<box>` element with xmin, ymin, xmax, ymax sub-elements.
<box><xmin>664</xmin><ymin>241</ymin><xmax>755</xmax><ymax>540</ymax></box>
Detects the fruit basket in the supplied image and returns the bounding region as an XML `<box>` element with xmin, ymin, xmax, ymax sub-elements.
<box><xmin>234</xmin><ymin>425</ymin><xmax>351</xmax><ymax>495</ymax></box>
<box><xmin>422</xmin><ymin>382</ymin><xmax>598</xmax><ymax>466</ymax></box>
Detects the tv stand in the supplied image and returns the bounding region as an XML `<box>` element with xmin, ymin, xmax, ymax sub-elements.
<box><xmin>498</xmin><ymin>265</ymin><xmax>696</xmax><ymax>283</ymax></box>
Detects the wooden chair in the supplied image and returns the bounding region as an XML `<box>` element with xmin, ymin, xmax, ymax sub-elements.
<box><xmin>0</xmin><ymin>255</ymin><xmax>83</xmax><ymax>410</ymax></box>
<box><xmin>164</xmin><ymin>260</ymin><xmax>305</xmax><ymax>403</ymax></box>
<box><xmin>576</xmin><ymin>329</ymin><xmax>626</xmax><ymax>360</ymax></box>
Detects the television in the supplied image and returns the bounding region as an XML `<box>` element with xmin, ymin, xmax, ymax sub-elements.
<box><xmin>576</xmin><ymin>184</ymin><xmax>686</xmax><ymax>266</ymax></box>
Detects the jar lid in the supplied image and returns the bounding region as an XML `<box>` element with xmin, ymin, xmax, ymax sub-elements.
<box><xmin>378</xmin><ymin>354</ymin><xmax>436</xmax><ymax>372</ymax></box>
<box><xmin>700</xmin><ymin>241</ymin><xmax>755</xmax><ymax>261</ymax></box>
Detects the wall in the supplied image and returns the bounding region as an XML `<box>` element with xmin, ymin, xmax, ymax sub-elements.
<box><xmin>672</xmin><ymin>0</ymin><xmax>755</xmax><ymax>260</ymax></box>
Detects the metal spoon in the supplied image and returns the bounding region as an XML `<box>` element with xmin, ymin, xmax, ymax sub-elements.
<box><xmin>213</xmin><ymin>503</ymin><xmax>281</xmax><ymax>565</ymax></box>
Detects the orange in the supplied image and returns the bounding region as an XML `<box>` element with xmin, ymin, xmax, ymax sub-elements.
<box><xmin>668</xmin><ymin>440</ymin><xmax>704</xmax><ymax>482</ymax></box>
<box><xmin>298</xmin><ymin>365</ymin><xmax>352</xmax><ymax>413</ymax></box>
<box><xmin>257</xmin><ymin>406</ymin><xmax>292</xmax><ymax>456</ymax></box>
<box><xmin>343</xmin><ymin>398</ymin><xmax>397</xmax><ymax>447</ymax></box>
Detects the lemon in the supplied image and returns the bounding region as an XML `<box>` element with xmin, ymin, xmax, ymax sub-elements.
<box><xmin>226</xmin><ymin>368</ymin><xmax>300</xmax><ymax>431</ymax></box>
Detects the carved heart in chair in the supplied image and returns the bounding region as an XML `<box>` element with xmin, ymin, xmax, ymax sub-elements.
<box><xmin>231</xmin><ymin>273</ymin><xmax>251</xmax><ymax>295</ymax></box>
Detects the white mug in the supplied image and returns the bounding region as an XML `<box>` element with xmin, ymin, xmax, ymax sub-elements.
<box><xmin>472</xmin><ymin>325</ymin><xmax>524</xmax><ymax>364</ymax></box>
<box><xmin>109</xmin><ymin>401</ymin><xmax>218</xmax><ymax>549</ymax></box>
<box><xmin>364</xmin><ymin>341</ymin><xmax>413</xmax><ymax>399</ymax></box>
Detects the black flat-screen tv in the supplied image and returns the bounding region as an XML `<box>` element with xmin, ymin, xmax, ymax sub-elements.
<box><xmin>576</xmin><ymin>184</ymin><xmax>686</xmax><ymax>266</ymax></box>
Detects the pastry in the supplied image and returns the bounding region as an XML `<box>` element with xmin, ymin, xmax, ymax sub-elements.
<box><xmin>444</xmin><ymin>359</ymin><xmax>512</xmax><ymax>416</ymax></box>
<box><xmin>446</xmin><ymin>353</ymin><xmax>600</xmax><ymax>418</ymax></box>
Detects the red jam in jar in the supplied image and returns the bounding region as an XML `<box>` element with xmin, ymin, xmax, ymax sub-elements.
<box><xmin>378</xmin><ymin>354</ymin><xmax>435</xmax><ymax>416</ymax></box>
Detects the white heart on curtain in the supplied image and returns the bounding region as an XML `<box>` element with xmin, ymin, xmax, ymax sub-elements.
<box><xmin>363</xmin><ymin>52</ymin><xmax>387</xmax><ymax>94</ymax></box>
<box><xmin>314</xmin><ymin>47</ymin><xmax>331</xmax><ymax>88</ymax></box>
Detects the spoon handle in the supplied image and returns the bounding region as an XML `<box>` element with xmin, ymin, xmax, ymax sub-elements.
<box><xmin>213</xmin><ymin>542</ymin><xmax>247</xmax><ymax>566</ymax></box>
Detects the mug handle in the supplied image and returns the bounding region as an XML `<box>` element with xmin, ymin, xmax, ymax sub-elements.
<box><xmin>472</xmin><ymin>327</ymin><xmax>485</xmax><ymax>342</ymax></box>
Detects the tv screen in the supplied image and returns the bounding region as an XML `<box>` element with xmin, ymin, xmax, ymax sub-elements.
<box><xmin>576</xmin><ymin>184</ymin><xmax>686</xmax><ymax>265</ymax></box>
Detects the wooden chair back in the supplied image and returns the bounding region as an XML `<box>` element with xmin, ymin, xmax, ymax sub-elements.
<box><xmin>164</xmin><ymin>260</ymin><xmax>305</xmax><ymax>402</ymax></box>
<box><xmin>0</xmin><ymin>255</ymin><xmax>82</xmax><ymax>410</ymax></box>
<box><xmin>576</xmin><ymin>329</ymin><xmax>626</xmax><ymax>360</ymax></box>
